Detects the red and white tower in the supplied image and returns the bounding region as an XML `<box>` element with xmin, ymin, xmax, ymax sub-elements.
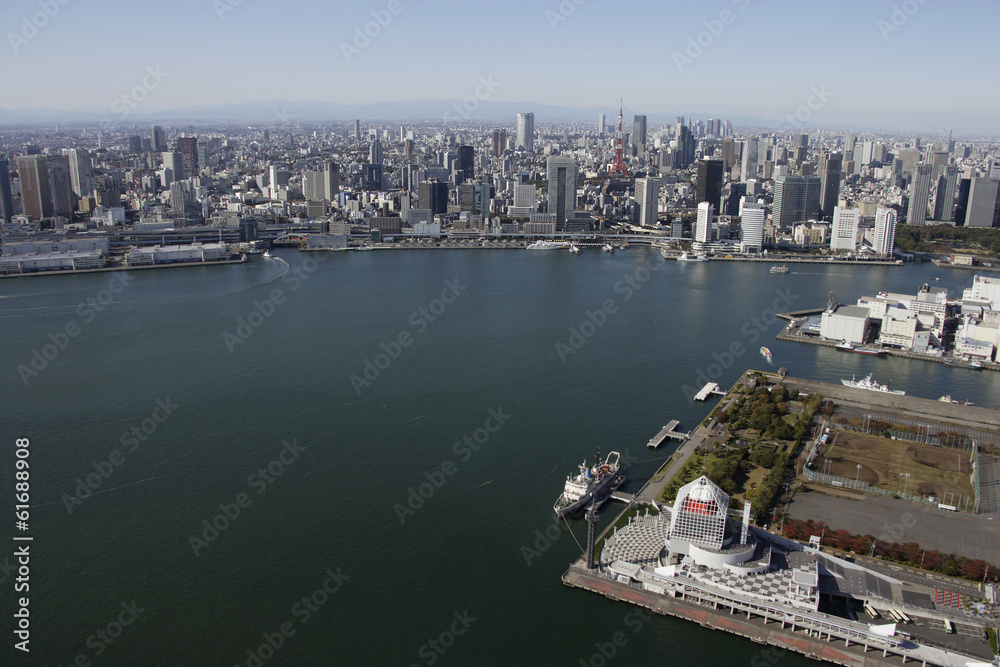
<box><xmin>609</xmin><ymin>98</ymin><xmax>630</xmax><ymax>178</ymax></box>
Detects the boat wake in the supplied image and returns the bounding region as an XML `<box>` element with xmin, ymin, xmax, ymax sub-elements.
<box><xmin>463</xmin><ymin>479</ymin><xmax>494</xmax><ymax>492</ymax></box>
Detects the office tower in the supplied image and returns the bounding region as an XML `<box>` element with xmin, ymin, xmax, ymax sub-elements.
<box><xmin>990</xmin><ymin>161</ymin><xmax>1000</xmax><ymax>179</ymax></box>
<box><xmin>491</xmin><ymin>130</ymin><xmax>506</xmax><ymax>157</ymax></box>
<box><xmin>516</xmin><ymin>112</ymin><xmax>534</xmax><ymax>152</ymax></box>
<box><xmin>964</xmin><ymin>177</ymin><xmax>1000</xmax><ymax>228</ymax></box>
<box><xmin>0</xmin><ymin>159</ymin><xmax>14</xmax><ymax>222</ymax></box>
<box><xmin>844</xmin><ymin>134</ymin><xmax>856</xmax><ymax>156</ymax></box>
<box><xmin>151</xmin><ymin>125</ymin><xmax>167</xmax><ymax>152</ymax></box>
<box><xmin>324</xmin><ymin>161</ymin><xmax>339</xmax><ymax>200</ymax></box>
<box><xmin>67</xmin><ymin>149</ymin><xmax>92</xmax><ymax>198</ymax></box>
<box><xmin>16</xmin><ymin>155</ymin><xmax>52</xmax><ymax>220</ymax></box>
<box><xmin>723</xmin><ymin>182</ymin><xmax>746</xmax><ymax>216</ymax></box>
<box><xmin>792</xmin><ymin>134</ymin><xmax>808</xmax><ymax>164</ymax></box>
<box><xmin>720</xmin><ymin>138</ymin><xmax>735</xmax><ymax>171</ymax></box>
<box><xmin>830</xmin><ymin>207</ymin><xmax>860</xmax><ymax>251</ymax></box>
<box><xmin>163</xmin><ymin>152</ymin><xmax>184</xmax><ymax>182</ymax></box>
<box><xmin>369</xmin><ymin>138</ymin><xmax>383</xmax><ymax>166</ymax></box>
<box><xmin>302</xmin><ymin>170</ymin><xmax>324</xmax><ymax>201</ymax></box>
<box><xmin>873</xmin><ymin>207</ymin><xmax>898</xmax><ymax>256</ymax></box>
<box><xmin>740</xmin><ymin>203</ymin><xmax>765</xmax><ymax>252</ymax></box>
<box><xmin>598</xmin><ymin>114</ymin><xmax>606</xmax><ymax>136</ymax></box>
<box><xmin>403</xmin><ymin>139</ymin><xmax>415</xmax><ymax>161</ymax></box>
<box><xmin>545</xmin><ymin>156</ymin><xmax>577</xmax><ymax>228</ymax></box>
<box><xmin>772</xmin><ymin>175</ymin><xmax>821</xmax><ymax>228</ymax></box>
<box><xmin>128</xmin><ymin>136</ymin><xmax>143</xmax><ymax>153</ymax></box>
<box><xmin>263</xmin><ymin>129</ymin><xmax>269</xmax><ymax>145</ymax></box>
<box><xmin>818</xmin><ymin>152</ymin><xmax>842</xmax><ymax>219</ymax></box>
<box><xmin>695</xmin><ymin>202</ymin><xmax>714</xmax><ymax>243</ymax></box>
<box><xmin>362</xmin><ymin>164</ymin><xmax>383</xmax><ymax>191</ymax></box>
<box><xmin>354</xmin><ymin>120</ymin><xmax>361</xmax><ymax>142</ymax></box>
<box><xmin>932</xmin><ymin>164</ymin><xmax>958</xmax><ymax>221</ymax></box>
<box><xmin>740</xmin><ymin>138</ymin><xmax>758</xmax><ymax>182</ymax></box>
<box><xmin>632</xmin><ymin>115</ymin><xmax>647</xmax><ymax>152</ymax></box>
<box><xmin>696</xmin><ymin>159</ymin><xmax>724</xmax><ymax>211</ymax></box>
<box><xmin>513</xmin><ymin>184</ymin><xmax>535</xmax><ymax>208</ymax></box>
<box><xmin>473</xmin><ymin>183</ymin><xmax>494</xmax><ymax>217</ymax></box>
<box><xmin>47</xmin><ymin>155</ymin><xmax>73</xmax><ymax>218</ymax></box>
<box><xmin>457</xmin><ymin>145</ymin><xmax>474</xmax><ymax>180</ymax></box>
<box><xmin>906</xmin><ymin>162</ymin><xmax>933</xmax><ymax>225</ymax></box>
<box><xmin>675</xmin><ymin>125</ymin><xmax>695</xmax><ymax>168</ymax></box>
<box><xmin>954</xmin><ymin>178</ymin><xmax>972</xmax><ymax>226</ymax></box>
<box><xmin>634</xmin><ymin>177</ymin><xmax>659</xmax><ymax>227</ymax></box>
<box><xmin>170</xmin><ymin>181</ymin><xmax>188</xmax><ymax>223</ymax></box>
<box><xmin>929</xmin><ymin>150</ymin><xmax>949</xmax><ymax>180</ymax></box>
<box><xmin>418</xmin><ymin>180</ymin><xmax>449</xmax><ymax>215</ymax></box>
<box><xmin>177</xmin><ymin>137</ymin><xmax>198</xmax><ymax>180</ymax></box>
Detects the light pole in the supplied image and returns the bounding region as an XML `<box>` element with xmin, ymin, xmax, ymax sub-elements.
<box><xmin>856</xmin><ymin>464</ymin><xmax>862</xmax><ymax>483</ymax></box>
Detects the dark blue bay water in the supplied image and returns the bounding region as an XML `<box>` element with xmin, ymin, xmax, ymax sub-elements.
<box><xmin>1</xmin><ymin>249</ymin><xmax>995</xmax><ymax>666</ymax></box>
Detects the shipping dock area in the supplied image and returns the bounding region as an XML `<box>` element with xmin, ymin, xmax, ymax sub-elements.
<box><xmin>561</xmin><ymin>372</ymin><xmax>999</xmax><ymax>667</ymax></box>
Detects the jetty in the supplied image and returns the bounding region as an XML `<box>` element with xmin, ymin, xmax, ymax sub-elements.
<box><xmin>646</xmin><ymin>420</ymin><xmax>690</xmax><ymax>448</ymax></box>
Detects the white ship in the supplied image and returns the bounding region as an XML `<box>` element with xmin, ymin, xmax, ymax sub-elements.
<box><xmin>760</xmin><ymin>346</ymin><xmax>772</xmax><ymax>359</ymax></box>
<box><xmin>841</xmin><ymin>373</ymin><xmax>905</xmax><ymax>395</ymax></box>
<box><xmin>677</xmin><ymin>251</ymin><xmax>709</xmax><ymax>262</ymax></box>
<box><xmin>603</xmin><ymin>243</ymin><xmax>615</xmax><ymax>253</ymax></box>
<box><xmin>527</xmin><ymin>240</ymin><xmax>571</xmax><ymax>250</ymax></box>
<box><xmin>553</xmin><ymin>450</ymin><xmax>624</xmax><ymax>518</ymax></box>
<box><xmin>262</xmin><ymin>249</ymin><xmax>273</xmax><ymax>259</ymax></box>
<box><xmin>569</xmin><ymin>243</ymin><xmax>581</xmax><ymax>254</ymax></box>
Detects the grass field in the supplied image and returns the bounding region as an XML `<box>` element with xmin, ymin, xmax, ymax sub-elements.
<box><xmin>815</xmin><ymin>431</ymin><xmax>974</xmax><ymax>502</ymax></box>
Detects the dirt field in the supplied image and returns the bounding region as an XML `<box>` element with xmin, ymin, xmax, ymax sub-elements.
<box><xmin>814</xmin><ymin>431</ymin><xmax>974</xmax><ymax>502</ymax></box>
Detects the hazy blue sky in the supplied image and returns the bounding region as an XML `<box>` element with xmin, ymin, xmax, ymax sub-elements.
<box><xmin>3</xmin><ymin>0</ymin><xmax>999</xmax><ymax>133</ymax></box>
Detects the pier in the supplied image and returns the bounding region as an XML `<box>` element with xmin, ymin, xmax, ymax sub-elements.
<box><xmin>646</xmin><ymin>420</ymin><xmax>690</xmax><ymax>448</ymax></box>
<box><xmin>693</xmin><ymin>383</ymin><xmax>725</xmax><ymax>401</ymax></box>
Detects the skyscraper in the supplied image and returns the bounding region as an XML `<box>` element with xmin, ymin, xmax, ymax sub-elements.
<box><xmin>546</xmin><ymin>156</ymin><xmax>577</xmax><ymax>228</ymax></box>
<box><xmin>354</xmin><ymin>120</ymin><xmax>361</xmax><ymax>142</ymax></box>
<box><xmin>830</xmin><ymin>207</ymin><xmax>860</xmax><ymax>251</ymax></box>
<box><xmin>818</xmin><ymin>152</ymin><xmax>842</xmax><ymax>219</ymax></box>
<box><xmin>162</xmin><ymin>152</ymin><xmax>184</xmax><ymax>183</ymax></box>
<box><xmin>151</xmin><ymin>125</ymin><xmax>167</xmax><ymax>152</ymax></box>
<box><xmin>772</xmin><ymin>175</ymin><xmax>821</xmax><ymax>229</ymax></box>
<box><xmin>696</xmin><ymin>159</ymin><xmax>724</xmax><ymax>212</ymax></box>
<box><xmin>457</xmin><ymin>145</ymin><xmax>474</xmax><ymax>180</ymax></box>
<box><xmin>634</xmin><ymin>177</ymin><xmax>659</xmax><ymax>227</ymax></box>
<box><xmin>324</xmin><ymin>161</ymin><xmax>339</xmax><ymax>200</ymax></box>
<box><xmin>740</xmin><ymin>138</ymin><xmax>758</xmax><ymax>182</ymax></box>
<box><xmin>964</xmin><ymin>177</ymin><xmax>1000</xmax><ymax>228</ymax></box>
<box><xmin>516</xmin><ymin>112</ymin><xmax>534</xmax><ymax>153</ymax></box>
<box><xmin>932</xmin><ymin>164</ymin><xmax>958</xmax><ymax>221</ymax></box>
<box><xmin>740</xmin><ymin>203</ymin><xmax>765</xmax><ymax>252</ymax></box>
<box><xmin>675</xmin><ymin>125</ymin><xmax>695</xmax><ymax>168</ymax></box>
<box><xmin>418</xmin><ymin>180</ymin><xmax>449</xmax><ymax>215</ymax></box>
<box><xmin>906</xmin><ymin>162</ymin><xmax>933</xmax><ymax>225</ymax></box>
<box><xmin>695</xmin><ymin>202</ymin><xmax>714</xmax><ymax>243</ymax></box>
<box><xmin>0</xmin><ymin>159</ymin><xmax>14</xmax><ymax>223</ymax></box>
<box><xmin>177</xmin><ymin>137</ymin><xmax>198</xmax><ymax>180</ymax></box>
<box><xmin>47</xmin><ymin>154</ymin><xmax>73</xmax><ymax>218</ymax></box>
<box><xmin>492</xmin><ymin>130</ymin><xmax>506</xmax><ymax>157</ymax></box>
<box><xmin>16</xmin><ymin>155</ymin><xmax>52</xmax><ymax>220</ymax></box>
<box><xmin>631</xmin><ymin>115</ymin><xmax>647</xmax><ymax>153</ymax></box>
<box><xmin>720</xmin><ymin>138</ymin><xmax>735</xmax><ymax>171</ymax></box>
<box><xmin>873</xmin><ymin>207</ymin><xmax>898</xmax><ymax>256</ymax></box>
<box><xmin>67</xmin><ymin>149</ymin><xmax>92</xmax><ymax>198</ymax></box>
<box><xmin>369</xmin><ymin>139</ymin><xmax>383</xmax><ymax>166</ymax></box>
<box><xmin>954</xmin><ymin>178</ymin><xmax>972</xmax><ymax>226</ymax></box>
<box><xmin>598</xmin><ymin>114</ymin><xmax>606</xmax><ymax>136</ymax></box>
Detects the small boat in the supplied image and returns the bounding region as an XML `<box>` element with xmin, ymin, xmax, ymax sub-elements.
<box><xmin>262</xmin><ymin>250</ymin><xmax>273</xmax><ymax>259</ymax></box>
<box><xmin>841</xmin><ymin>373</ymin><xmax>905</xmax><ymax>395</ymax></box>
<box><xmin>770</xmin><ymin>265</ymin><xmax>789</xmax><ymax>274</ymax></box>
<box><xmin>527</xmin><ymin>240</ymin><xmax>571</xmax><ymax>250</ymax></box>
<box><xmin>760</xmin><ymin>346</ymin><xmax>772</xmax><ymax>359</ymax></box>
<box><xmin>603</xmin><ymin>243</ymin><xmax>614</xmax><ymax>253</ymax></box>
<box><xmin>569</xmin><ymin>243</ymin><xmax>580</xmax><ymax>254</ymax></box>
<box><xmin>677</xmin><ymin>251</ymin><xmax>709</xmax><ymax>262</ymax></box>
<box><xmin>355</xmin><ymin>245</ymin><xmax>375</xmax><ymax>251</ymax></box>
<box><xmin>836</xmin><ymin>340</ymin><xmax>888</xmax><ymax>356</ymax></box>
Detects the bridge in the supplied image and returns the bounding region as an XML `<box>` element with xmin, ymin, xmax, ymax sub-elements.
<box><xmin>272</xmin><ymin>234</ymin><xmax>309</xmax><ymax>246</ymax></box>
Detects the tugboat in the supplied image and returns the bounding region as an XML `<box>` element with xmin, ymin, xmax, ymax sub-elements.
<box><xmin>553</xmin><ymin>450</ymin><xmax>624</xmax><ymax>518</ymax></box>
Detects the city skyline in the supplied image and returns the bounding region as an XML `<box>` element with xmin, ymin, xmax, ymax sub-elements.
<box><xmin>2</xmin><ymin>0</ymin><xmax>999</xmax><ymax>135</ymax></box>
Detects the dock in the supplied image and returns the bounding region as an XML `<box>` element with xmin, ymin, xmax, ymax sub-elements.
<box><xmin>693</xmin><ymin>383</ymin><xmax>725</xmax><ymax>401</ymax></box>
<box><xmin>646</xmin><ymin>420</ymin><xmax>690</xmax><ymax>448</ymax></box>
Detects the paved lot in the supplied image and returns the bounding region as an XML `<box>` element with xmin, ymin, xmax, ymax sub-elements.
<box><xmin>785</xmin><ymin>491</ymin><xmax>1000</xmax><ymax>563</ymax></box>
